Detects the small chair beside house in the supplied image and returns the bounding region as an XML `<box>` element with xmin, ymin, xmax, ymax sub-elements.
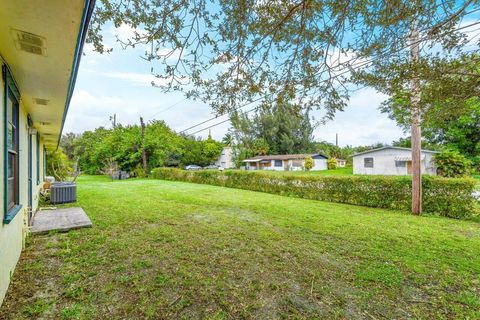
<box><xmin>352</xmin><ymin>146</ymin><xmax>439</xmax><ymax>176</ymax></box>
<box><xmin>242</xmin><ymin>153</ymin><xmax>328</xmax><ymax>171</ymax></box>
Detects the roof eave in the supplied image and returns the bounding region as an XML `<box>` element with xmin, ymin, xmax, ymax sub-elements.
<box><xmin>56</xmin><ymin>0</ymin><xmax>96</xmax><ymax>149</ymax></box>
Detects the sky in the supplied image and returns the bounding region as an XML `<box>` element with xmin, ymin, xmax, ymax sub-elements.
<box><xmin>63</xmin><ymin>13</ymin><xmax>478</xmax><ymax>147</ymax></box>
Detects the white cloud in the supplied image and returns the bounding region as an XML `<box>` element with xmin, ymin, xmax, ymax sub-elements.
<box><xmin>156</xmin><ymin>47</ymin><xmax>183</xmax><ymax>61</ymax></box>
<box><xmin>64</xmin><ymin>90</ymin><xmax>140</xmax><ymax>133</ymax></box>
<box><xmin>102</xmin><ymin>71</ymin><xmax>156</xmax><ymax>86</ymax></box>
<box><xmin>102</xmin><ymin>71</ymin><xmax>190</xmax><ymax>87</ymax></box>
<box><xmin>111</xmin><ymin>23</ymin><xmax>147</xmax><ymax>43</ymax></box>
<box><xmin>459</xmin><ymin>19</ymin><xmax>480</xmax><ymax>49</ymax></box>
<box><xmin>313</xmin><ymin>87</ymin><xmax>405</xmax><ymax>146</ymax></box>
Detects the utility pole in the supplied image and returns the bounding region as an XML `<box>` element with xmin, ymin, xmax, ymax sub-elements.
<box><xmin>140</xmin><ymin>117</ymin><xmax>147</xmax><ymax>174</ymax></box>
<box><xmin>410</xmin><ymin>24</ymin><xmax>422</xmax><ymax>215</ymax></box>
<box><xmin>335</xmin><ymin>133</ymin><xmax>338</xmax><ymax>147</ymax></box>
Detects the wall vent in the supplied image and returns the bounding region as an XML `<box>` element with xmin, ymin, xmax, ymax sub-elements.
<box><xmin>12</xmin><ymin>29</ymin><xmax>46</xmax><ymax>56</ymax></box>
<box><xmin>33</xmin><ymin>98</ymin><xmax>49</xmax><ymax>106</ymax></box>
<box><xmin>39</xmin><ymin>121</ymin><xmax>51</xmax><ymax>126</ymax></box>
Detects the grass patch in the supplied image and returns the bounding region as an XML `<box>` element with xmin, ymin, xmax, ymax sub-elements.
<box><xmin>1</xmin><ymin>175</ymin><xmax>479</xmax><ymax>319</ymax></box>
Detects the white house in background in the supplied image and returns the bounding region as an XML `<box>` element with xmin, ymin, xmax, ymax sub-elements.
<box><xmin>215</xmin><ymin>147</ymin><xmax>235</xmax><ymax>169</ymax></box>
<box><xmin>352</xmin><ymin>146</ymin><xmax>439</xmax><ymax>176</ymax></box>
<box><xmin>243</xmin><ymin>153</ymin><xmax>328</xmax><ymax>171</ymax></box>
<box><xmin>336</xmin><ymin>159</ymin><xmax>347</xmax><ymax>167</ymax></box>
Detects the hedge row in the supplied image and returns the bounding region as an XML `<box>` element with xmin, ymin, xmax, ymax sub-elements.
<box><xmin>151</xmin><ymin>168</ymin><xmax>479</xmax><ymax>219</ymax></box>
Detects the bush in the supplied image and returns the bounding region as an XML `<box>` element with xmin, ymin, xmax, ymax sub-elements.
<box><xmin>151</xmin><ymin>168</ymin><xmax>478</xmax><ymax>219</ymax></box>
<box><xmin>304</xmin><ymin>156</ymin><xmax>314</xmax><ymax>171</ymax></box>
<box><xmin>434</xmin><ymin>150</ymin><xmax>472</xmax><ymax>178</ymax></box>
<box><xmin>46</xmin><ymin>148</ymin><xmax>73</xmax><ymax>181</ymax></box>
<box><xmin>327</xmin><ymin>158</ymin><xmax>337</xmax><ymax>170</ymax></box>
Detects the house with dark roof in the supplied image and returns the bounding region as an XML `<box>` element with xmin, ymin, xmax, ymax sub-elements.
<box><xmin>352</xmin><ymin>146</ymin><xmax>439</xmax><ymax>176</ymax></box>
<box><xmin>242</xmin><ymin>153</ymin><xmax>328</xmax><ymax>171</ymax></box>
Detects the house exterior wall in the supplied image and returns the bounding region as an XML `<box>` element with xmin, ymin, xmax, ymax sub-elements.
<box><xmin>313</xmin><ymin>158</ymin><xmax>328</xmax><ymax>170</ymax></box>
<box><xmin>336</xmin><ymin>159</ymin><xmax>346</xmax><ymax>167</ymax></box>
<box><xmin>0</xmin><ymin>65</ymin><xmax>47</xmax><ymax>304</ymax></box>
<box><xmin>245</xmin><ymin>157</ymin><xmax>328</xmax><ymax>171</ymax></box>
<box><xmin>353</xmin><ymin>148</ymin><xmax>437</xmax><ymax>176</ymax></box>
<box><xmin>215</xmin><ymin>147</ymin><xmax>235</xmax><ymax>169</ymax></box>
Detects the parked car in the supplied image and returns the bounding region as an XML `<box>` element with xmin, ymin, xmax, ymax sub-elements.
<box><xmin>204</xmin><ymin>165</ymin><xmax>220</xmax><ymax>170</ymax></box>
<box><xmin>185</xmin><ymin>165</ymin><xmax>202</xmax><ymax>170</ymax></box>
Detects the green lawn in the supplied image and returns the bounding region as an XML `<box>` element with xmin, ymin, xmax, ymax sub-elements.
<box><xmin>1</xmin><ymin>175</ymin><xmax>479</xmax><ymax>319</ymax></box>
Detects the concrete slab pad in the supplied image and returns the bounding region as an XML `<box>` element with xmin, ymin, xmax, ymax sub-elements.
<box><xmin>31</xmin><ymin>207</ymin><xmax>92</xmax><ymax>234</ymax></box>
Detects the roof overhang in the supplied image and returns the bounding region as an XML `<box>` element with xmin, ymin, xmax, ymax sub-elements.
<box><xmin>0</xmin><ymin>0</ymin><xmax>95</xmax><ymax>148</ymax></box>
<box><xmin>395</xmin><ymin>155</ymin><xmax>425</xmax><ymax>161</ymax></box>
<box><xmin>352</xmin><ymin>146</ymin><xmax>440</xmax><ymax>157</ymax></box>
<box><xmin>243</xmin><ymin>159</ymin><xmax>262</xmax><ymax>163</ymax></box>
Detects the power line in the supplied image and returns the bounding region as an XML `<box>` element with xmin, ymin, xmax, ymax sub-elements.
<box><xmin>185</xmin><ymin>23</ymin><xmax>480</xmax><ymax>135</ymax></box>
<box><xmin>187</xmin><ymin>63</ymin><xmax>373</xmax><ymax>136</ymax></box>
<box><xmin>179</xmin><ymin>10</ymin><xmax>480</xmax><ymax>135</ymax></box>
<box><xmin>148</xmin><ymin>97</ymin><xmax>188</xmax><ymax>120</ymax></box>
<box><xmin>179</xmin><ymin>97</ymin><xmax>264</xmax><ymax>133</ymax></box>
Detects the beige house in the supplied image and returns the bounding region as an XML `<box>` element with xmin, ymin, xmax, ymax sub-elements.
<box><xmin>336</xmin><ymin>159</ymin><xmax>347</xmax><ymax>167</ymax></box>
<box><xmin>0</xmin><ymin>0</ymin><xmax>94</xmax><ymax>305</ymax></box>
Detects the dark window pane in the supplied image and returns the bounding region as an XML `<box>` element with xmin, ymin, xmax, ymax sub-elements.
<box><xmin>8</xmin><ymin>153</ymin><xmax>15</xmax><ymax>178</ymax></box>
<box><xmin>364</xmin><ymin>158</ymin><xmax>374</xmax><ymax>168</ymax></box>
<box><xmin>7</xmin><ymin>123</ymin><xmax>13</xmax><ymax>150</ymax></box>
<box><xmin>7</xmin><ymin>96</ymin><xmax>13</xmax><ymax>123</ymax></box>
<box><xmin>8</xmin><ymin>178</ymin><xmax>15</xmax><ymax>209</ymax></box>
<box><xmin>395</xmin><ymin>161</ymin><xmax>406</xmax><ymax>167</ymax></box>
<box><xmin>7</xmin><ymin>90</ymin><xmax>19</xmax><ymax>209</ymax></box>
<box><xmin>274</xmin><ymin>160</ymin><xmax>282</xmax><ymax>167</ymax></box>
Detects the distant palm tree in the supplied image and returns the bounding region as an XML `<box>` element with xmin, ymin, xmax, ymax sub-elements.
<box><xmin>222</xmin><ymin>133</ymin><xmax>234</xmax><ymax>146</ymax></box>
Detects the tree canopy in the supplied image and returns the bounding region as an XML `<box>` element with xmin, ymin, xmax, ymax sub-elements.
<box><xmin>230</xmin><ymin>101</ymin><xmax>314</xmax><ymax>161</ymax></box>
<box><xmin>61</xmin><ymin>121</ymin><xmax>223</xmax><ymax>174</ymax></box>
<box><xmin>88</xmin><ymin>0</ymin><xmax>479</xmax><ymax>120</ymax></box>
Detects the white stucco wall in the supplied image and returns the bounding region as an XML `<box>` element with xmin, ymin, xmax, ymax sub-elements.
<box><xmin>313</xmin><ymin>158</ymin><xmax>328</xmax><ymax>170</ymax></box>
<box><xmin>215</xmin><ymin>147</ymin><xmax>235</xmax><ymax>169</ymax></box>
<box><xmin>352</xmin><ymin>148</ymin><xmax>437</xmax><ymax>176</ymax></box>
<box><xmin>0</xmin><ymin>73</ymin><xmax>25</xmax><ymax>305</ymax></box>
<box><xmin>0</xmin><ymin>67</ymin><xmax>47</xmax><ymax>305</ymax></box>
<box><xmin>244</xmin><ymin>157</ymin><xmax>328</xmax><ymax>171</ymax></box>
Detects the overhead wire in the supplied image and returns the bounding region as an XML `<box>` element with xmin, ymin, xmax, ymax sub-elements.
<box><xmin>177</xmin><ymin>8</ymin><xmax>480</xmax><ymax>135</ymax></box>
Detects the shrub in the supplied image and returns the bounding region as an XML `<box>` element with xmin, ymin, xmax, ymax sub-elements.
<box><xmin>434</xmin><ymin>150</ymin><xmax>472</xmax><ymax>178</ymax></box>
<box><xmin>46</xmin><ymin>148</ymin><xmax>73</xmax><ymax>181</ymax></box>
<box><xmin>151</xmin><ymin>168</ymin><xmax>478</xmax><ymax>219</ymax></box>
<box><xmin>304</xmin><ymin>156</ymin><xmax>314</xmax><ymax>171</ymax></box>
<box><xmin>327</xmin><ymin>158</ymin><xmax>337</xmax><ymax>170</ymax></box>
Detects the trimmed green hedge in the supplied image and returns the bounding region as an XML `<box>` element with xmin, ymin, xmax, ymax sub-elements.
<box><xmin>151</xmin><ymin>168</ymin><xmax>478</xmax><ymax>219</ymax></box>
